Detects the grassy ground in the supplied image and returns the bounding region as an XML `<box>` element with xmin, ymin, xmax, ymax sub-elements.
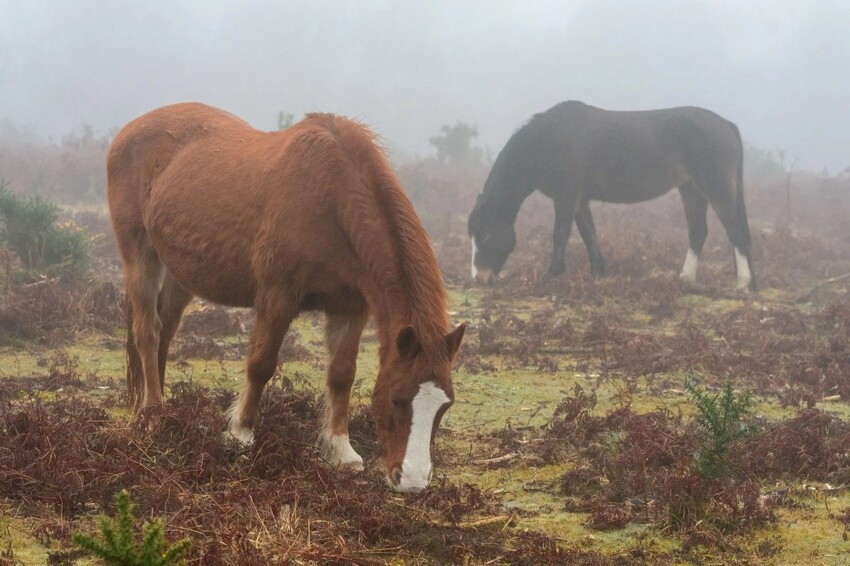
<box><xmin>3</xmin><ymin>164</ymin><xmax>850</xmax><ymax>563</ymax></box>
<box><xmin>3</xmin><ymin>274</ymin><xmax>850</xmax><ymax>564</ymax></box>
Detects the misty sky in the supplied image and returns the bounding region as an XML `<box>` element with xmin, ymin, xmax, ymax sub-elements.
<box><xmin>1</xmin><ymin>0</ymin><xmax>848</xmax><ymax>171</ymax></box>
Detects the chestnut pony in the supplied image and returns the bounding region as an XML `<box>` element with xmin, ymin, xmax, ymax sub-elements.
<box><xmin>107</xmin><ymin>103</ymin><xmax>465</xmax><ymax>492</ymax></box>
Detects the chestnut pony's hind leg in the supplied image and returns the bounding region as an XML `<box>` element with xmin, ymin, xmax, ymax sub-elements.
<box><xmin>320</xmin><ymin>311</ymin><xmax>368</xmax><ymax>470</ymax></box>
<box><xmin>229</xmin><ymin>301</ymin><xmax>296</xmax><ymax>443</ymax></box>
<box><xmin>123</xmin><ymin>244</ymin><xmax>166</xmax><ymax>410</ymax></box>
<box><xmin>156</xmin><ymin>273</ymin><xmax>193</xmax><ymax>393</ymax></box>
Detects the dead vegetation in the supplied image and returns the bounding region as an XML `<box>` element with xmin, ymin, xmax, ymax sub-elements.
<box><xmin>0</xmin><ymin>279</ymin><xmax>122</xmax><ymax>343</ymax></box>
<box><xmin>0</xmin><ymin>380</ymin><xmax>610</xmax><ymax>564</ymax></box>
<box><xmin>2</xmin><ymin>151</ymin><xmax>850</xmax><ymax>562</ymax></box>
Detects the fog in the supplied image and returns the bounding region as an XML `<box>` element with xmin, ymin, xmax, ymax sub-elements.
<box><xmin>1</xmin><ymin>0</ymin><xmax>848</xmax><ymax>171</ymax></box>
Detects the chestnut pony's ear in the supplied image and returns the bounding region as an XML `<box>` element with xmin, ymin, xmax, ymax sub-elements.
<box><xmin>396</xmin><ymin>326</ymin><xmax>420</xmax><ymax>360</ymax></box>
<box><xmin>445</xmin><ymin>323</ymin><xmax>466</xmax><ymax>358</ymax></box>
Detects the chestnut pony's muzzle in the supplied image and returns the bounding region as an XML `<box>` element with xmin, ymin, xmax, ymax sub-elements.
<box><xmin>387</xmin><ymin>465</ymin><xmax>432</xmax><ymax>493</ymax></box>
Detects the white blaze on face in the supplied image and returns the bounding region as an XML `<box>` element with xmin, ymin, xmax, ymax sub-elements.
<box><xmin>471</xmin><ymin>237</ymin><xmax>479</xmax><ymax>279</ymax></box>
<box><xmin>734</xmin><ymin>247</ymin><xmax>752</xmax><ymax>290</ymax></box>
<box><xmin>680</xmin><ymin>248</ymin><xmax>699</xmax><ymax>283</ymax></box>
<box><xmin>397</xmin><ymin>381</ymin><xmax>450</xmax><ymax>492</ymax></box>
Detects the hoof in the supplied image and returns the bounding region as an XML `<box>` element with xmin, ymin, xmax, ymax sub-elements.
<box><xmin>133</xmin><ymin>403</ymin><xmax>165</xmax><ymax>432</ymax></box>
<box><xmin>679</xmin><ymin>273</ymin><xmax>701</xmax><ymax>294</ymax></box>
<box><xmin>736</xmin><ymin>280</ymin><xmax>758</xmax><ymax>293</ymax></box>
<box><xmin>679</xmin><ymin>271</ymin><xmax>697</xmax><ymax>285</ymax></box>
<box><xmin>320</xmin><ymin>434</ymin><xmax>365</xmax><ymax>472</ymax></box>
<box><xmin>335</xmin><ymin>457</ymin><xmax>365</xmax><ymax>473</ymax></box>
<box><xmin>542</xmin><ymin>267</ymin><xmax>565</xmax><ymax>282</ymax></box>
<box><xmin>229</xmin><ymin>422</ymin><xmax>255</xmax><ymax>446</ymax></box>
<box><xmin>138</xmin><ymin>402</ymin><xmax>165</xmax><ymax>415</ymax></box>
<box><xmin>226</xmin><ymin>401</ymin><xmax>255</xmax><ymax>445</ymax></box>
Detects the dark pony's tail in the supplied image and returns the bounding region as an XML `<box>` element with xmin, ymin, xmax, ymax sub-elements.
<box><xmin>728</xmin><ymin>120</ymin><xmax>757</xmax><ymax>291</ymax></box>
<box><xmin>125</xmin><ymin>297</ymin><xmax>144</xmax><ymax>412</ymax></box>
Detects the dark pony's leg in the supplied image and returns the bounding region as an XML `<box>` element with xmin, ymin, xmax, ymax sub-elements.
<box><xmin>545</xmin><ymin>193</ymin><xmax>580</xmax><ymax>279</ymax></box>
<box><xmin>699</xmin><ymin>173</ymin><xmax>755</xmax><ymax>291</ymax></box>
<box><xmin>229</xmin><ymin>295</ymin><xmax>296</xmax><ymax>443</ymax></box>
<box><xmin>678</xmin><ymin>182</ymin><xmax>709</xmax><ymax>284</ymax></box>
<box><xmin>320</xmin><ymin>309</ymin><xmax>369</xmax><ymax>470</ymax></box>
<box><xmin>575</xmin><ymin>200</ymin><xmax>606</xmax><ymax>277</ymax></box>
<box><xmin>155</xmin><ymin>272</ymin><xmax>193</xmax><ymax>394</ymax></box>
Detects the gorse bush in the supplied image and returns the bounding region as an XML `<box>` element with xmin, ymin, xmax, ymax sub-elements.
<box><xmin>0</xmin><ymin>179</ymin><xmax>90</xmax><ymax>282</ymax></box>
<box><xmin>277</xmin><ymin>111</ymin><xmax>294</xmax><ymax>130</ymax></box>
<box><xmin>686</xmin><ymin>379</ymin><xmax>754</xmax><ymax>482</ymax></box>
<box><xmin>72</xmin><ymin>490</ymin><xmax>191</xmax><ymax>566</ymax></box>
<box><xmin>429</xmin><ymin>121</ymin><xmax>487</xmax><ymax>167</ymax></box>
<box><xmin>744</xmin><ymin>143</ymin><xmax>788</xmax><ymax>184</ymax></box>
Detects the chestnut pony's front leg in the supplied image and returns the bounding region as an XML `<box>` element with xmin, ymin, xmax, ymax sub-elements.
<box><xmin>155</xmin><ymin>273</ymin><xmax>193</xmax><ymax>393</ymax></box>
<box><xmin>229</xmin><ymin>300</ymin><xmax>296</xmax><ymax>444</ymax></box>
<box><xmin>320</xmin><ymin>311</ymin><xmax>368</xmax><ymax>470</ymax></box>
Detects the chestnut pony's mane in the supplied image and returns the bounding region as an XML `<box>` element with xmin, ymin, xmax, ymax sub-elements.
<box><xmin>303</xmin><ymin>113</ymin><xmax>450</xmax><ymax>361</ymax></box>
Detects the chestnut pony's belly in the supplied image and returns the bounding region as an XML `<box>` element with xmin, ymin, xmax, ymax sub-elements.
<box><xmin>144</xmin><ymin>145</ymin><xmax>267</xmax><ymax>308</ymax></box>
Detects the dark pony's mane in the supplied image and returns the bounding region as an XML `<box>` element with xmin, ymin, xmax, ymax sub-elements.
<box><xmin>306</xmin><ymin>114</ymin><xmax>450</xmax><ymax>361</ymax></box>
<box><xmin>478</xmin><ymin>109</ymin><xmax>552</xmax><ymax>218</ymax></box>
<box><xmin>479</xmin><ymin>102</ymin><xmax>587</xmax><ymax>219</ymax></box>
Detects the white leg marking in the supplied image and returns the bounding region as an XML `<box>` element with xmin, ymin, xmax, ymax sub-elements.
<box><xmin>735</xmin><ymin>247</ymin><xmax>752</xmax><ymax>290</ymax></box>
<box><xmin>471</xmin><ymin>238</ymin><xmax>479</xmax><ymax>280</ymax></box>
<box><xmin>227</xmin><ymin>391</ymin><xmax>254</xmax><ymax>445</ymax></box>
<box><xmin>320</xmin><ymin>432</ymin><xmax>364</xmax><ymax>471</ymax></box>
<box><xmin>319</xmin><ymin>380</ymin><xmax>363</xmax><ymax>470</ymax></box>
<box><xmin>396</xmin><ymin>381</ymin><xmax>450</xmax><ymax>493</ymax></box>
<box><xmin>680</xmin><ymin>248</ymin><xmax>699</xmax><ymax>283</ymax></box>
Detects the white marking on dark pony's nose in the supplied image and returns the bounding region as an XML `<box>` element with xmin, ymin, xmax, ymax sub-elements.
<box><xmin>393</xmin><ymin>381</ymin><xmax>449</xmax><ymax>493</ymax></box>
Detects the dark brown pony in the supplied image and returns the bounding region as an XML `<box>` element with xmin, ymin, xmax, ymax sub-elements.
<box><xmin>107</xmin><ymin>103</ymin><xmax>465</xmax><ymax>492</ymax></box>
<box><xmin>469</xmin><ymin>101</ymin><xmax>756</xmax><ymax>291</ymax></box>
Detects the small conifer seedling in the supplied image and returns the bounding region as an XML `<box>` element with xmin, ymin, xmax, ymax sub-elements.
<box><xmin>72</xmin><ymin>490</ymin><xmax>191</xmax><ymax>566</ymax></box>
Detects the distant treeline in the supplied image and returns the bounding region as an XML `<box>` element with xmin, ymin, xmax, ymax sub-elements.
<box><xmin>0</xmin><ymin>118</ymin><xmax>820</xmax><ymax>206</ymax></box>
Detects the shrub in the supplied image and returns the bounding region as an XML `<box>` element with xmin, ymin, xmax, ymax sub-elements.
<box><xmin>0</xmin><ymin>179</ymin><xmax>90</xmax><ymax>282</ymax></box>
<box><xmin>277</xmin><ymin>111</ymin><xmax>294</xmax><ymax>130</ymax></box>
<box><xmin>429</xmin><ymin>121</ymin><xmax>487</xmax><ymax>167</ymax></box>
<box><xmin>72</xmin><ymin>489</ymin><xmax>191</xmax><ymax>566</ymax></box>
<box><xmin>686</xmin><ymin>379</ymin><xmax>754</xmax><ymax>482</ymax></box>
<box><xmin>744</xmin><ymin>143</ymin><xmax>788</xmax><ymax>184</ymax></box>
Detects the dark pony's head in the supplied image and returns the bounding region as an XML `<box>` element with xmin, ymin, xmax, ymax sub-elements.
<box><xmin>468</xmin><ymin>192</ymin><xmax>516</xmax><ymax>284</ymax></box>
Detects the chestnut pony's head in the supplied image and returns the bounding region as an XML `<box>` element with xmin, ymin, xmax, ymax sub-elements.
<box><xmin>372</xmin><ymin>323</ymin><xmax>465</xmax><ymax>492</ymax></box>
